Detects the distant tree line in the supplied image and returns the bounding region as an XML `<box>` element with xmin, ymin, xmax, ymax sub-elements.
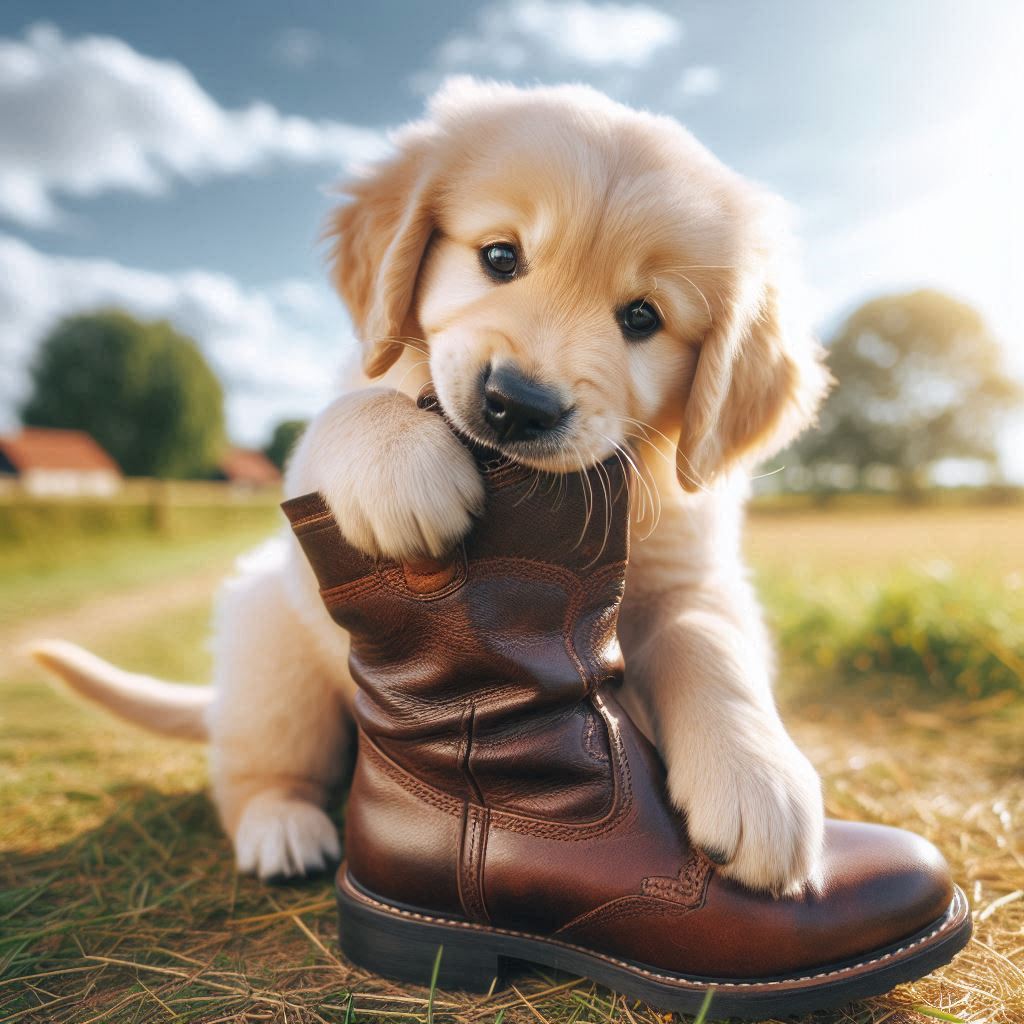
<box><xmin>19</xmin><ymin>292</ymin><xmax>1021</xmax><ymax>490</ymax></box>
<box><xmin>21</xmin><ymin>310</ymin><xmax>307</xmax><ymax>479</ymax></box>
<box><xmin>263</xmin><ymin>419</ymin><xmax>308</xmax><ymax>472</ymax></box>
<box><xmin>783</xmin><ymin>289</ymin><xmax>1020</xmax><ymax>495</ymax></box>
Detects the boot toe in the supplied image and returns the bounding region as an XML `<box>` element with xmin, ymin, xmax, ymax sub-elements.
<box><xmin>720</xmin><ymin>815</ymin><xmax>950</xmax><ymax>974</ymax></box>
<box><xmin>813</xmin><ymin>819</ymin><xmax>953</xmax><ymax>953</ymax></box>
<box><xmin>690</xmin><ymin>818</ymin><xmax>956</xmax><ymax>979</ymax></box>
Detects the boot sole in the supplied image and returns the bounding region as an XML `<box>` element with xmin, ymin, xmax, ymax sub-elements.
<box><xmin>337</xmin><ymin>868</ymin><xmax>972</xmax><ymax>1019</ymax></box>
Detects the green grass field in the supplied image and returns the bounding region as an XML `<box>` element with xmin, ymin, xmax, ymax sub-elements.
<box><xmin>1</xmin><ymin>500</ymin><xmax>1021</xmax><ymax>1023</ymax></box>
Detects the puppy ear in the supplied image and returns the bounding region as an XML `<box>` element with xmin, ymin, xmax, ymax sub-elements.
<box><xmin>676</xmin><ymin>209</ymin><xmax>831</xmax><ymax>491</ymax></box>
<box><xmin>326</xmin><ymin>129</ymin><xmax>436</xmax><ymax>378</ymax></box>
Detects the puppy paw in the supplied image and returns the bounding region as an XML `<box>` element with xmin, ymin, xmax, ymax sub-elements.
<box><xmin>319</xmin><ymin>394</ymin><xmax>484</xmax><ymax>562</ymax></box>
<box><xmin>234</xmin><ymin>792</ymin><xmax>340</xmax><ymax>880</ymax></box>
<box><xmin>670</xmin><ymin>731</ymin><xmax>824</xmax><ymax>896</ymax></box>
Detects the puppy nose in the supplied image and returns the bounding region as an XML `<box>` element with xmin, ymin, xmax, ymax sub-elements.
<box><xmin>482</xmin><ymin>364</ymin><xmax>565</xmax><ymax>442</ymax></box>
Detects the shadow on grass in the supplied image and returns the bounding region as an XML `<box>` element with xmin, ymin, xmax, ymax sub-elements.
<box><xmin>1</xmin><ymin>785</ymin><xmax>607</xmax><ymax>1024</ymax></box>
<box><xmin>0</xmin><ymin>785</ymin><xmax>347</xmax><ymax>1023</ymax></box>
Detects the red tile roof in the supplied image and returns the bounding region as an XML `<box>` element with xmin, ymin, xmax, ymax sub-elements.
<box><xmin>0</xmin><ymin>428</ymin><xmax>121</xmax><ymax>474</ymax></box>
<box><xmin>218</xmin><ymin>447</ymin><xmax>281</xmax><ymax>485</ymax></box>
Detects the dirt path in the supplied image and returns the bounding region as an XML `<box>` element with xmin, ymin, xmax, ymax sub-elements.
<box><xmin>1</xmin><ymin>565</ymin><xmax>225</xmax><ymax>662</ymax></box>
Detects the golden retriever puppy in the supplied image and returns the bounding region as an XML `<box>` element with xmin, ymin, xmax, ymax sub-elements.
<box><xmin>34</xmin><ymin>78</ymin><xmax>830</xmax><ymax>895</ymax></box>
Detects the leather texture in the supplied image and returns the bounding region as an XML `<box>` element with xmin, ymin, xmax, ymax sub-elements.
<box><xmin>282</xmin><ymin>399</ymin><xmax>955</xmax><ymax>980</ymax></box>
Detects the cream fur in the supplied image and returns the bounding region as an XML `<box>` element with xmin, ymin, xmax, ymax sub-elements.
<box><xmin>33</xmin><ymin>79</ymin><xmax>830</xmax><ymax>893</ymax></box>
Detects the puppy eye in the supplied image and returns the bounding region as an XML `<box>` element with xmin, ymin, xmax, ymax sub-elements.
<box><xmin>619</xmin><ymin>300</ymin><xmax>661</xmax><ymax>340</ymax></box>
<box><xmin>481</xmin><ymin>243</ymin><xmax>518</xmax><ymax>279</ymax></box>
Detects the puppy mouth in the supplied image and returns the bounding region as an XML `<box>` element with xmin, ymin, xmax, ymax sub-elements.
<box><xmin>434</xmin><ymin>392</ymin><xmax>598</xmax><ymax>472</ymax></box>
<box><xmin>445</xmin><ymin>403</ymin><xmax>583</xmax><ymax>469</ymax></box>
<box><xmin>431</xmin><ymin>362</ymin><xmax>616</xmax><ymax>472</ymax></box>
<box><xmin>479</xmin><ymin>417</ymin><xmax>582</xmax><ymax>470</ymax></box>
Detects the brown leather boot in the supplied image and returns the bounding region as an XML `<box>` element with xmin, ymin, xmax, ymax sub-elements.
<box><xmin>282</xmin><ymin>409</ymin><xmax>970</xmax><ymax>1019</ymax></box>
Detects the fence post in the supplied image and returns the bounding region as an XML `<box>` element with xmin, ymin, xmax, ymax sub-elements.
<box><xmin>148</xmin><ymin>479</ymin><xmax>172</xmax><ymax>535</ymax></box>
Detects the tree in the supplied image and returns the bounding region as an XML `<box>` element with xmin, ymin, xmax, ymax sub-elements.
<box><xmin>263</xmin><ymin>419</ymin><xmax>308</xmax><ymax>471</ymax></box>
<box><xmin>22</xmin><ymin>310</ymin><xmax>226</xmax><ymax>478</ymax></box>
<box><xmin>792</xmin><ymin>290</ymin><xmax>1021</xmax><ymax>493</ymax></box>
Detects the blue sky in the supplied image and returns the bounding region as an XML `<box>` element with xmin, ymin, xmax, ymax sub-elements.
<box><xmin>1</xmin><ymin>1</ymin><xmax>1021</xmax><ymax>472</ymax></box>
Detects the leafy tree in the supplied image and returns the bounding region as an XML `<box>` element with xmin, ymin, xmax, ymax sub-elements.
<box><xmin>22</xmin><ymin>309</ymin><xmax>226</xmax><ymax>478</ymax></box>
<box><xmin>263</xmin><ymin>419</ymin><xmax>308</xmax><ymax>471</ymax></box>
<box><xmin>793</xmin><ymin>290</ymin><xmax>1021</xmax><ymax>493</ymax></box>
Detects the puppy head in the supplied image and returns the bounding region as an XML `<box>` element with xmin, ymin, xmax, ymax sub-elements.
<box><xmin>329</xmin><ymin>78</ymin><xmax>830</xmax><ymax>487</ymax></box>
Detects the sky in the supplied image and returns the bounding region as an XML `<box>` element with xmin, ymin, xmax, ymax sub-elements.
<box><xmin>1</xmin><ymin>1</ymin><xmax>1022</xmax><ymax>472</ymax></box>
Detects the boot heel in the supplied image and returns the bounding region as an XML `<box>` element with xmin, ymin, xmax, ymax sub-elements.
<box><xmin>338</xmin><ymin>877</ymin><xmax>505</xmax><ymax>991</ymax></box>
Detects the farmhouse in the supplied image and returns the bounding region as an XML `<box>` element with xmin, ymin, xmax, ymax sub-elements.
<box><xmin>214</xmin><ymin>447</ymin><xmax>281</xmax><ymax>489</ymax></box>
<box><xmin>0</xmin><ymin>428</ymin><xmax>122</xmax><ymax>497</ymax></box>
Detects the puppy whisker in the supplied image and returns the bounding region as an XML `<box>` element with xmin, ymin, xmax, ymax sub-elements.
<box><xmin>750</xmin><ymin>464</ymin><xmax>786</xmax><ymax>482</ymax></box>
<box><xmin>552</xmin><ymin>464</ymin><xmax>568</xmax><ymax>512</ymax></box>
<box><xmin>568</xmin><ymin>442</ymin><xmax>596</xmax><ymax>552</ymax></box>
<box><xmin>590</xmin><ymin>454</ymin><xmax>613</xmax><ymax>567</ymax></box>
<box><xmin>368</xmin><ymin>334</ymin><xmax>429</xmax><ymax>352</ymax></box>
<box><xmin>610</xmin><ymin>444</ymin><xmax>651</xmax><ymax>541</ymax></box>
<box><xmin>519</xmin><ymin>466</ymin><xmax>544</xmax><ymax>505</ymax></box>
<box><xmin>392</xmin><ymin>358</ymin><xmax>432</xmax><ymax>394</ymax></box>
<box><xmin>659</xmin><ymin>264</ymin><xmax>737</xmax><ymax>271</ymax></box>
<box><xmin>620</xmin><ymin>416</ymin><xmax>712</xmax><ymax>494</ymax></box>
<box><xmin>619</xmin><ymin>416</ymin><xmax>677</xmax><ymax>451</ymax></box>
<box><xmin>614</xmin><ymin>438</ymin><xmax>658</xmax><ymax>526</ymax></box>
<box><xmin>600</xmin><ymin>432</ymin><xmax>662</xmax><ymax>541</ymax></box>
<box><xmin>655</xmin><ymin>270</ymin><xmax>713</xmax><ymax>325</ymax></box>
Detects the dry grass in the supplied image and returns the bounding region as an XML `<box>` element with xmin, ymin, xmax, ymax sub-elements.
<box><xmin>1</xmin><ymin>506</ymin><xmax>1022</xmax><ymax>1023</ymax></box>
<box><xmin>746</xmin><ymin>503</ymin><xmax>1024</xmax><ymax>574</ymax></box>
<box><xmin>2</xmin><ymin>693</ymin><xmax>1020</xmax><ymax>1024</ymax></box>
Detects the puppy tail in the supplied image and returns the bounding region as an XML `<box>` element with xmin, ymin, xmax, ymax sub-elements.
<box><xmin>29</xmin><ymin>639</ymin><xmax>211</xmax><ymax>742</ymax></box>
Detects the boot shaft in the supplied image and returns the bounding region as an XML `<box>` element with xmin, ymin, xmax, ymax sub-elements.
<box><xmin>283</xmin><ymin>409</ymin><xmax>630</xmax><ymax>816</ymax></box>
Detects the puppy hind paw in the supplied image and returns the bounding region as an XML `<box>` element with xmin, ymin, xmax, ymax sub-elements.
<box><xmin>234</xmin><ymin>793</ymin><xmax>340</xmax><ymax>881</ymax></box>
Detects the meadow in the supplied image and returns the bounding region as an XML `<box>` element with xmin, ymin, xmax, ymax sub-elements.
<box><xmin>1</xmin><ymin>493</ymin><xmax>1021</xmax><ymax>1024</ymax></box>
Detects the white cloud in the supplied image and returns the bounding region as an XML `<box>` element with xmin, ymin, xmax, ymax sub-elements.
<box><xmin>423</xmin><ymin>1</ymin><xmax>681</xmax><ymax>85</ymax></box>
<box><xmin>0</xmin><ymin>23</ymin><xmax>388</xmax><ymax>228</ymax></box>
<box><xmin>801</xmin><ymin>112</ymin><xmax>1021</xmax><ymax>357</ymax></box>
<box><xmin>0</xmin><ymin>233</ymin><xmax>353</xmax><ymax>444</ymax></box>
<box><xmin>789</xmin><ymin>95</ymin><xmax>1024</xmax><ymax>478</ymax></box>
<box><xmin>675</xmin><ymin>65</ymin><xmax>720</xmax><ymax>99</ymax></box>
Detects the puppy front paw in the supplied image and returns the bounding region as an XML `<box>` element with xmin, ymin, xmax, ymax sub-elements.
<box><xmin>319</xmin><ymin>394</ymin><xmax>485</xmax><ymax>563</ymax></box>
<box><xmin>670</xmin><ymin>730</ymin><xmax>824</xmax><ymax>896</ymax></box>
<box><xmin>234</xmin><ymin>792</ymin><xmax>340</xmax><ymax>880</ymax></box>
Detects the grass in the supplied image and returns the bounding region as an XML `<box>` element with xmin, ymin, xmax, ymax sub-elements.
<box><xmin>0</xmin><ymin>493</ymin><xmax>279</xmax><ymax>626</ymax></box>
<box><xmin>1</xmin><ymin>504</ymin><xmax>1022</xmax><ymax>1023</ymax></box>
<box><xmin>748</xmin><ymin>503</ymin><xmax>1024</xmax><ymax>700</ymax></box>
